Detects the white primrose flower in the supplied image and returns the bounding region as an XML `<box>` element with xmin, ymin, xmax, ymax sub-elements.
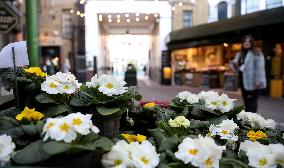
<box><xmin>209</xmin><ymin>119</ymin><xmax>239</xmax><ymax>141</ymax></box>
<box><xmin>41</xmin><ymin>79</ymin><xmax>61</xmax><ymax>94</ymax></box>
<box><xmin>239</xmin><ymin>141</ymin><xmax>284</xmax><ymax>168</ymax></box>
<box><xmin>41</xmin><ymin>72</ymin><xmax>81</xmax><ymax>94</ymax></box>
<box><xmin>237</xmin><ymin>110</ymin><xmax>277</xmax><ymax>129</ymax></box>
<box><xmin>67</xmin><ymin>112</ymin><xmax>100</xmax><ymax>135</ymax></box>
<box><xmin>205</xmin><ymin>98</ymin><xmax>219</xmax><ymax>111</ymax></box>
<box><xmin>86</xmin><ymin>74</ymin><xmax>100</xmax><ymax>88</ymax></box>
<box><xmin>216</xmin><ymin>94</ymin><xmax>236</xmax><ymax>113</ymax></box>
<box><xmin>98</xmin><ymin>74</ymin><xmax>128</xmax><ymax>96</ymax></box>
<box><xmin>102</xmin><ymin>140</ymin><xmax>133</xmax><ymax>168</ymax></box>
<box><xmin>175</xmin><ymin>136</ymin><xmax>225</xmax><ymax>168</ymax></box>
<box><xmin>0</xmin><ymin>134</ymin><xmax>15</xmax><ymax>165</ymax></box>
<box><xmin>177</xmin><ymin>91</ymin><xmax>199</xmax><ymax>104</ymax></box>
<box><xmin>168</xmin><ymin>116</ymin><xmax>191</xmax><ymax>128</ymax></box>
<box><xmin>42</xmin><ymin>113</ymin><xmax>100</xmax><ymax>143</ymax></box>
<box><xmin>198</xmin><ymin>91</ymin><xmax>219</xmax><ymax>101</ymax></box>
<box><xmin>49</xmin><ymin>119</ymin><xmax>77</xmax><ymax>143</ymax></box>
<box><xmin>102</xmin><ymin>140</ymin><xmax>160</xmax><ymax>168</ymax></box>
<box><xmin>131</xmin><ymin>141</ymin><xmax>160</xmax><ymax>168</ymax></box>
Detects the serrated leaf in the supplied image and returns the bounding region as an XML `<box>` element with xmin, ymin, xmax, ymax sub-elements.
<box><xmin>181</xmin><ymin>107</ymin><xmax>189</xmax><ymax>117</ymax></box>
<box><xmin>208</xmin><ymin>115</ymin><xmax>228</xmax><ymax>125</ymax></box>
<box><xmin>13</xmin><ymin>140</ymin><xmax>50</xmax><ymax>164</ymax></box>
<box><xmin>78</xmin><ymin>133</ymin><xmax>100</xmax><ymax>144</ymax></box>
<box><xmin>85</xmin><ymin>137</ymin><xmax>114</xmax><ymax>151</ymax></box>
<box><xmin>36</xmin><ymin>93</ymin><xmax>56</xmax><ymax>104</ymax></box>
<box><xmin>190</xmin><ymin>119</ymin><xmax>210</xmax><ymax>128</ymax></box>
<box><xmin>148</xmin><ymin>128</ymin><xmax>179</xmax><ymax>152</ymax></box>
<box><xmin>96</xmin><ymin>107</ymin><xmax>121</xmax><ymax>116</ymax></box>
<box><xmin>227</xmin><ymin>105</ymin><xmax>245</xmax><ymax>117</ymax></box>
<box><xmin>220</xmin><ymin>158</ymin><xmax>248</xmax><ymax>168</ymax></box>
<box><xmin>21</xmin><ymin>124</ymin><xmax>38</xmax><ymax>135</ymax></box>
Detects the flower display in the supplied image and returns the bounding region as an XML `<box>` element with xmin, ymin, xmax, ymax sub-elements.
<box><xmin>86</xmin><ymin>74</ymin><xmax>127</xmax><ymax>96</ymax></box>
<box><xmin>16</xmin><ymin>107</ymin><xmax>44</xmax><ymax>121</ymax></box>
<box><xmin>102</xmin><ymin>140</ymin><xmax>160</xmax><ymax>168</ymax></box>
<box><xmin>143</xmin><ymin>102</ymin><xmax>156</xmax><ymax>108</ymax></box>
<box><xmin>175</xmin><ymin>136</ymin><xmax>226</xmax><ymax>168</ymax></box>
<box><xmin>177</xmin><ymin>91</ymin><xmax>199</xmax><ymax>104</ymax></box>
<box><xmin>202</xmin><ymin>93</ymin><xmax>236</xmax><ymax>113</ymax></box>
<box><xmin>209</xmin><ymin>119</ymin><xmax>239</xmax><ymax>141</ymax></box>
<box><xmin>121</xmin><ymin>134</ymin><xmax>147</xmax><ymax>143</ymax></box>
<box><xmin>42</xmin><ymin>112</ymin><xmax>100</xmax><ymax>143</ymax></box>
<box><xmin>168</xmin><ymin>116</ymin><xmax>191</xmax><ymax>128</ymax></box>
<box><xmin>247</xmin><ymin>130</ymin><xmax>268</xmax><ymax>142</ymax></box>
<box><xmin>237</xmin><ymin>110</ymin><xmax>276</xmax><ymax>129</ymax></box>
<box><xmin>239</xmin><ymin>141</ymin><xmax>284</xmax><ymax>168</ymax></box>
<box><xmin>24</xmin><ymin>67</ymin><xmax>47</xmax><ymax>77</ymax></box>
<box><xmin>0</xmin><ymin>134</ymin><xmax>15</xmax><ymax>165</ymax></box>
<box><xmin>41</xmin><ymin>72</ymin><xmax>81</xmax><ymax>94</ymax></box>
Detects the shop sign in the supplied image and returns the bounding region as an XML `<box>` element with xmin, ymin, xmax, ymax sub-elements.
<box><xmin>0</xmin><ymin>3</ymin><xmax>19</xmax><ymax>33</ymax></box>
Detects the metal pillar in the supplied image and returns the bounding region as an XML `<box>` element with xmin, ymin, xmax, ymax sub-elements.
<box><xmin>25</xmin><ymin>0</ymin><xmax>39</xmax><ymax>66</ymax></box>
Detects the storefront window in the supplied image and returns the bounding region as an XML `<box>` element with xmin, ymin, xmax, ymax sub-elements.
<box><xmin>245</xmin><ymin>0</ymin><xmax>259</xmax><ymax>13</ymax></box>
<box><xmin>183</xmin><ymin>10</ymin><xmax>193</xmax><ymax>28</ymax></box>
<box><xmin>266</xmin><ymin>0</ymin><xmax>282</xmax><ymax>9</ymax></box>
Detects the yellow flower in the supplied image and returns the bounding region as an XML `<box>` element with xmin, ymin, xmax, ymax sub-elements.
<box><xmin>121</xmin><ymin>134</ymin><xmax>147</xmax><ymax>143</ymax></box>
<box><xmin>24</xmin><ymin>67</ymin><xmax>47</xmax><ymax>77</ymax></box>
<box><xmin>16</xmin><ymin>107</ymin><xmax>45</xmax><ymax>121</ymax></box>
<box><xmin>143</xmin><ymin>102</ymin><xmax>156</xmax><ymax>108</ymax></box>
<box><xmin>247</xmin><ymin>130</ymin><xmax>268</xmax><ymax>141</ymax></box>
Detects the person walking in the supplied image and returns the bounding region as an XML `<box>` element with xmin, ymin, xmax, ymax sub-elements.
<box><xmin>232</xmin><ymin>35</ymin><xmax>267</xmax><ymax>112</ymax></box>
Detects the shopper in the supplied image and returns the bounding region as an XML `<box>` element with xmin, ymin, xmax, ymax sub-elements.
<box><xmin>232</xmin><ymin>35</ymin><xmax>266</xmax><ymax>112</ymax></box>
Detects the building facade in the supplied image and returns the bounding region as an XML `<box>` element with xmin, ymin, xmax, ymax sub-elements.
<box><xmin>167</xmin><ymin>0</ymin><xmax>284</xmax><ymax>98</ymax></box>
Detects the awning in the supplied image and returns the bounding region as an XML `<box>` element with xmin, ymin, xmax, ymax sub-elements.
<box><xmin>167</xmin><ymin>7</ymin><xmax>284</xmax><ymax>50</ymax></box>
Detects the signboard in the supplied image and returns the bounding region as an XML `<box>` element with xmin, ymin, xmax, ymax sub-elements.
<box><xmin>0</xmin><ymin>3</ymin><xmax>19</xmax><ymax>33</ymax></box>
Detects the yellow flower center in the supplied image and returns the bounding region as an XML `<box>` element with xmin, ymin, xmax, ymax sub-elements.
<box><xmin>140</xmin><ymin>156</ymin><xmax>149</xmax><ymax>165</ymax></box>
<box><xmin>221</xmin><ymin>130</ymin><xmax>229</xmax><ymax>135</ymax></box>
<box><xmin>205</xmin><ymin>158</ymin><xmax>213</xmax><ymax>167</ymax></box>
<box><xmin>64</xmin><ymin>85</ymin><xmax>70</xmax><ymax>90</ymax></box>
<box><xmin>211</xmin><ymin>102</ymin><xmax>217</xmax><ymax>106</ymax></box>
<box><xmin>188</xmin><ymin>149</ymin><xmax>198</xmax><ymax>155</ymax></box>
<box><xmin>114</xmin><ymin>159</ymin><xmax>122</xmax><ymax>166</ymax></box>
<box><xmin>73</xmin><ymin>118</ymin><xmax>82</xmax><ymax>126</ymax></box>
<box><xmin>49</xmin><ymin>82</ymin><xmax>57</xmax><ymax>88</ymax></box>
<box><xmin>106</xmin><ymin>83</ymin><xmax>113</xmax><ymax>89</ymax></box>
<box><xmin>259</xmin><ymin>158</ymin><xmax>268</xmax><ymax>166</ymax></box>
<box><xmin>222</xmin><ymin>101</ymin><xmax>228</xmax><ymax>106</ymax></box>
<box><xmin>47</xmin><ymin>122</ymin><xmax>55</xmax><ymax>129</ymax></box>
<box><xmin>60</xmin><ymin>123</ymin><xmax>70</xmax><ymax>132</ymax></box>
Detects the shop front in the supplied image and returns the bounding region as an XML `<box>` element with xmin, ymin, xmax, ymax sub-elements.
<box><xmin>167</xmin><ymin>7</ymin><xmax>284</xmax><ymax>98</ymax></box>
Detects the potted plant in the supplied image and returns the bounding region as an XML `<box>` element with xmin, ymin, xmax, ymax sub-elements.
<box><xmin>70</xmin><ymin>74</ymin><xmax>141</xmax><ymax>138</ymax></box>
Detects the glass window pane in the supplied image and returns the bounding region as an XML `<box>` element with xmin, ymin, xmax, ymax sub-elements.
<box><xmin>183</xmin><ymin>10</ymin><xmax>192</xmax><ymax>28</ymax></box>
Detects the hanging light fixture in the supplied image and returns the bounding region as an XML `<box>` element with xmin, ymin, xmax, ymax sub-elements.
<box><xmin>108</xmin><ymin>15</ymin><xmax>112</xmax><ymax>19</ymax></box>
<box><xmin>125</xmin><ymin>14</ymin><xmax>129</xmax><ymax>17</ymax></box>
<box><xmin>172</xmin><ymin>6</ymin><xmax>176</xmax><ymax>11</ymax></box>
<box><xmin>136</xmin><ymin>18</ymin><xmax>139</xmax><ymax>22</ymax></box>
<box><xmin>154</xmin><ymin>13</ymin><xmax>158</xmax><ymax>17</ymax></box>
<box><xmin>99</xmin><ymin>14</ymin><xmax>103</xmax><ymax>21</ymax></box>
<box><xmin>117</xmin><ymin>15</ymin><xmax>120</xmax><ymax>18</ymax></box>
<box><xmin>117</xmin><ymin>19</ymin><xmax>121</xmax><ymax>23</ymax></box>
<box><xmin>127</xmin><ymin>18</ymin><xmax>130</xmax><ymax>23</ymax></box>
<box><xmin>145</xmin><ymin>16</ymin><xmax>148</xmax><ymax>20</ymax></box>
<box><xmin>179</xmin><ymin>1</ymin><xmax>183</xmax><ymax>6</ymax></box>
<box><xmin>77</xmin><ymin>11</ymin><xmax>80</xmax><ymax>15</ymax></box>
<box><xmin>70</xmin><ymin>9</ymin><xmax>74</xmax><ymax>14</ymax></box>
<box><xmin>108</xmin><ymin>18</ymin><xmax>112</xmax><ymax>22</ymax></box>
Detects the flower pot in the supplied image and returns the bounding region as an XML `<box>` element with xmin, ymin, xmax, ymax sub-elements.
<box><xmin>89</xmin><ymin>107</ymin><xmax>121</xmax><ymax>138</ymax></box>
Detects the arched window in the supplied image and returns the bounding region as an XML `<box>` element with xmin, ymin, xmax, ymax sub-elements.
<box><xmin>217</xmin><ymin>1</ymin><xmax>228</xmax><ymax>20</ymax></box>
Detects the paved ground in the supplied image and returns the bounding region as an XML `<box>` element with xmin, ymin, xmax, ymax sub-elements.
<box><xmin>138</xmin><ymin>79</ymin><xmax>284</xmax><ymax>123</ymax></box>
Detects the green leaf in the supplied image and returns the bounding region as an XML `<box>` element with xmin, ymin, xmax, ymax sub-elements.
<box><xmin>36</xmin><ymin>93</ymin><xmax>56</xmax><ymax>104</ymax></box>
<box><xmin>85</xmin><ymin>137</ymin><xmax>114</xmax><ymax>151</ymax></box>
<box><xmin>181</xmin><ymin>107</ymin><xmax>189</xmax><ymax>117</ymax></box>
<box><xmin>42</xmin><ymin>141</ymin><xmax>71</xmax><ymax>155</ymax></box>
<box><xmin>0</xmin><ymin>116</ymin><xmax>20</xmax><ymax>131</ymax></box>
<box><xmin>208</xmin><ymin>115</ymin><xmax>228</xmax><ymax>125</ymax></box>
<box><xmin>21</xmin><ymin>124</ymin><xmax>38</xmax><ymax>135</ymax></box>
<box><xmin>0</xmin><ymin>107</ymin><xmax>20</xmax><ymax>118</ymax></box>
<box><xmin>42</xmin><ymin>104</ymin><xmax>71</xmax><ymax>117</ymax></box>
<box><xmin>190</xmin><ymin>119</ymin><xmax>210</xmax><ymax>128</ymax></box>
<box><xmin>148</xmin><ymin>128</ymin><xmax>179</xmax><ymax>152</ymax></box>
<box><xmin>96</xmin><ymin>107</ymin><xmax>121</xmax><ymax>116</ymax></box>
<box><xmin>13</xmin><ymin>140</ymin><xmax>50</xmax><ymax>164</ymax></box>
<box><xmin>220</xmin><ymin>158</ymin><xmax>249</xmax><ymax>168</ymax></box>
<box><xmin>227</xmin><ymin>105</ymin><xmax>245</xmax><ymax>117</ymax></box>
<box><xmin>78</xmin><ymin>133</ymin><xmax>100</xmax><ymax>144</ymax></box>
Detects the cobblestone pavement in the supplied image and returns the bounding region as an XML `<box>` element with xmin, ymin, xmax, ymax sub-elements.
<box><xmin>138</xmin><ymin>79</ymin><xmax>284</xmax><ymax>123</ymax></box>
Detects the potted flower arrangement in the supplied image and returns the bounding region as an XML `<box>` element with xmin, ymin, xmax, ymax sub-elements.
<box><xmin>0</xmin><ymin>67</ymin><xmax>47</xmax><ymax>108</ymax></box>
<box><xmin>70</xmin><ymin>74</ymin><xmax>141</xmax><ymax>138</ymax></box>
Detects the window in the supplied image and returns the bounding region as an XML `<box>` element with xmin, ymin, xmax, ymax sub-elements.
<box><xmin>266</xmin><ymin>0</ymin><xmax>282</xmax><ymax>9</ymax></box>
<box><xmin>62</xmin><ymin>9</ymin><xmax>73</xmax><ymax>39</ymax></box>
<box><xmin>183</xmin><ymin>10</ymin><xmax>192</xmax><ymax>28</ymax></box>
<box><xmin>217</xmin><ymin>1</ymin><xmax>228</xmax><ymax>20</ymax></box>
<box><xmin>245</xmin><ymin>0</ymin><xmax>259</xmax><ymax>13</ymax></box>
